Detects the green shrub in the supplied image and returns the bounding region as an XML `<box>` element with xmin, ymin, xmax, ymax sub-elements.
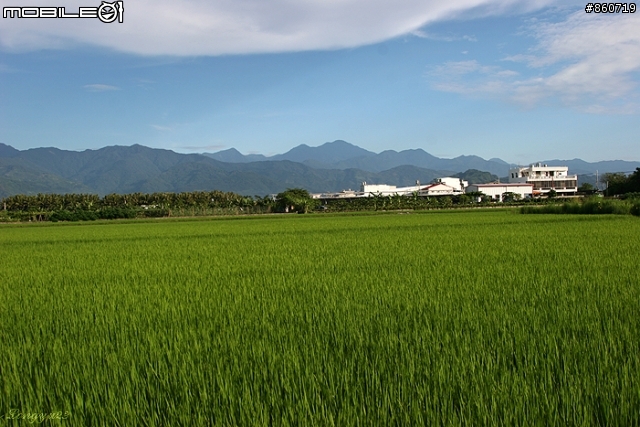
<box><xmin>97</xmin><ymin>207</ymin><xmax>137</xmax><ymax>220</ymax></box>
<box><xmin>143</xmin><ymin>208</ymin><xmax>170</xmax><ymax>218</ymax></box>
<box><xmin>521</xmin><ymin>198</ymin><xmax>633</xmax><ymax>216</ymax></box>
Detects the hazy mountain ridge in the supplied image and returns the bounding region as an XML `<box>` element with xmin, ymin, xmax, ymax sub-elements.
<box><xmin>207</xmin><ymin>141</ymin><xmax>516</xmax><ymax>176</ymax></box>
<box><xmin>1</xmin><ymin>141</ymin><xmax>637</xmax><ymax>198</ymax></box>
<box><xmin>206</xmin><ymin>141</ymin><xmax>639</xmax><ymax>177</ymax></box>
<box><xmin>204</xmin><ymin>148</ymin><xmax>268</xmax><ymax>163</ymax></box>
<box><xmin>0</xmin><ymin>143</ymin><xmax>451</xmax><ymax>197</ymax></box>
<box><xmin>272</xmin><ymin>140</ymin><xmax>376</xmax><ymax>164</ymax></box>
<box><xmin>540</xmin><ymin>158</ymin><xmax>640</xmax><ymax>176</ymax></box>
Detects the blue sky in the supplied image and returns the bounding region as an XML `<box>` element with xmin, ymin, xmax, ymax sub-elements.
<box><xmin>1</xmin><ymin>0</ymin><xmax>639</xmax><ymax>164</ymax></box>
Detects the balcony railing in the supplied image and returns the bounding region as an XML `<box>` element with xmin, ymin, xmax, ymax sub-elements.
<box><xmin>525</xmin><ymin>175</ymin><xmax>578</xmax><ymax>181</ymax></box>
<box><xmin>537</xmin><ymin>187</ymin><xmax>578</xmax><ymax>191</ymax></box>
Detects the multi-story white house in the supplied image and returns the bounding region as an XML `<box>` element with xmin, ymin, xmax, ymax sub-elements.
<box><xmin>508</xmin><ymin>163</ymin><xmax>578</xmax><ymax>196</ymax></box>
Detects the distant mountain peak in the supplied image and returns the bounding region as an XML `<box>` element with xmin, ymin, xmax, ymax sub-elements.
<box><xmin>216</xmin><ymin>148</ymin><xmax>242</xmax><ymax>154</ymax></box>
<box><xmin>272</xmin><ymin>140</ymin><xmax>376</xmax><ymax>164</ymax></box>
<box><xmin>322</xmin><ymin>140</ymin><xmax>353</xmax><ymax>147</ymax></box>
<box><xmin>204</xmin><ymin>147</ymin><xmax>267</xmax><ymax>163</ymax></box>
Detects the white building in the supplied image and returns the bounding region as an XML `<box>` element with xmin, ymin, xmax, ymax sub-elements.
<box><xmin>434</xmin><ymin>177</ymin><xmax>468</xmax><ymax>193</ymax></box>
<box><xmin>420</xmin><ymin>183</ymin><xmax>456</xmax><ymax>196</ymax></box>
<box><xmin>361</xmin><ymin>183</ymin><xmax>400</xmax><ymax>195</ymax></box>
<box><xmin>508</xmin><ymin>163</ymin><xmax>578</xmax><ymax>196</ymax></box>
<box><xmin>466</xmin><ymin>183</ymin><xmax>534</xmax><ymax>202</ymax></box>
<box><xmin>312</xmin><ymin>179</ymin><xmax>464</xmax><ymax>199</ymax></box>
<box><xmin>361</xmin><ymin>181</ymin><xmax>459</xmax><ymax>197</ymax></box>
<box><xmin>311</xmin><ymin>189</ymin><xmax>358</xmax><ymax>199</ymax></box>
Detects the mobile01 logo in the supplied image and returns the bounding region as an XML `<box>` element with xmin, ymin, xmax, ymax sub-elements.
<box><xmin>3</xmin><ymin>1</ymin><xmax>124</xmax><ymax>23</ymax></box>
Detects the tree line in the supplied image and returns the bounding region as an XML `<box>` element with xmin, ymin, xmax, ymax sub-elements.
<box><xmin>602</xmin><ymin>168</ymin><xmax>640</xmax><ymax>197</ymax></box>
<box><xmin>0</xmin><ymin>188</ymin><xmax>511</xmax><ymax>222</ymax></box>
<box><xmin>4</xmin><ymin>173</ymin><xmax>639</xmax><ymax>222</ymax></box>
<box><xmin>1</xmin><ymin>191</ymin><xmax>275</xmax><ymax>222</ymax></box>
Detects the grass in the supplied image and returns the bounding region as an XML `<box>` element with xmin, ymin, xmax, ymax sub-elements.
<box><xmin>521</xmin><ymin>197</ymin><xmax>640</xmax><ymax>216</ymax></box>
<box><xmin>1</xmin><ymin>210</ymin><xmax>639</xmax><ymax>426</ymax></box>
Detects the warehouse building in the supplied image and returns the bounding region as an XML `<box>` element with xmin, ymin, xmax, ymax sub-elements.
<box><xmin>466</xmin><ymin>183</ymin><xmax>534</xmax><ymax>202</ymax></box>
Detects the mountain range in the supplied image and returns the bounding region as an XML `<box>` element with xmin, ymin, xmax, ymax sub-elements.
<box><xmin>1</xmin><ymin>140</ymin><xmax>638</xmax><ymax>198</ymax></box>
<box><xmin>203</xmin><ymin>140</ymin><xmax>513</xmax><ymax>176</ymax></box>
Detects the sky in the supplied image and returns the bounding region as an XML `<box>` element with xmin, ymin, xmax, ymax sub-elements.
<box><xmin>0</xmin><ymin>0</ymin><xmax>638</xmax><ymax>164</ymax></box>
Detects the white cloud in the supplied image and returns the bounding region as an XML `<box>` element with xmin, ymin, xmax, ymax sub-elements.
<box><xmin>0</xmin><ymin>0</ymin><xmax>555</xmax><ymax>56</ymax></box>
<box><xmin>429</xmin><ymin>11</ymin><xmax>640</xmax><ymax>113</ymax></box>
<box><xmin>410</xmin><ymin>30</ymin><xmax>477</xmax><ymax>42</ymax></box>
<box><xmin>512</xmin><ymin>12</ymin><xmax>640</xmax><ymax>108</ymax></box>
<box><xmin>432</xmin><ymin>59</ymin><xmax>495</xmax><ymax>75</ymax></box>
<box><xmin>83</xmin><ymin>84</ymin><xmax>120</xmax><ymax>92</ymax></box>
<box><xmin>411</xmin><ymin>30</ymin><xmax>457</xmax><ymax>42</ymax></box>
<box><xmin>150</xmin><ymin>124</ymin><xmax>173</xmax><ymax>131</ymax></box>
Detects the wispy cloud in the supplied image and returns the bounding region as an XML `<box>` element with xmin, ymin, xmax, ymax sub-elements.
<box><xmin>429</xmin><ymin>11</ymin><xmax>640</xmax><ymax>113</ymax></box>
<box><xmin>411</xmin><ymin>30</ymin><xmax>455</xmax><ymax>42</ymax></box>
<box><xmin>83</xmin><ymin>84</ymin><xmax>120</xmax><ymax>92</ymax></box>
<box><xmin>411</xmin><ymin>30</ymin><xmax>477</xmax><ymax>42</ymax></box>
<box><xmin>150</xmin><ymin>124</ymin><xmax>173</xmax><ymax>131</ymax></box>
<box><xmin>180</xmin><ymin>144</ymin><xmax>226</xmax><ymax>151</ymax></box>
<box><xmin>0</xmin><ymin>63</ymin><xmax>17</xmax><ymax>72</ymax></box>
<box><xmin>0</xmin><ymin>0</ymin><xmax>555</xmax><ymax>56</ymax></box>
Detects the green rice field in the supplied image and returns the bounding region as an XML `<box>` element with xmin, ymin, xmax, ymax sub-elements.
<box><xmin>1</xmin><ymin>210</ymin><xmax>639</xmax><ymax>426</ymax></box>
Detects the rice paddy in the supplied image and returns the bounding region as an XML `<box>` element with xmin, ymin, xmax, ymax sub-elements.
<box><xmin>1</xmin><ymin>210</ymin><xmax>639</xmax><ymax>426</ymax></box>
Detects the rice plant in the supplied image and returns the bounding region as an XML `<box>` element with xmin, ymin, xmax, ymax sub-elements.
<box><xmin>1</xmin><ymin>211</ymin><xmax>639</xmax><ymax>426</ymax></box>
